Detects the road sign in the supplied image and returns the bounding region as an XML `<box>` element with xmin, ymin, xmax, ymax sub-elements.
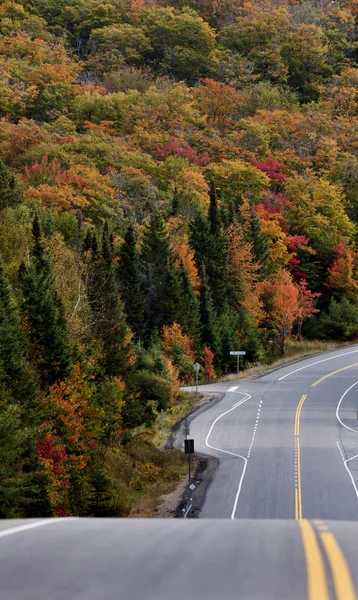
<box><xmin>230</xmin><ymin>351</ymin><xmax>246</xmax><ymax>375</ymax></box>
<box><xmin>185</xmin><ymin>439</ymin><xmax>194</xmax><ymax>454</ymax></box>
<box><xmin>189</xmin><ymin>483</ymin><xmax>196</xmax><ymax>491</ymax></box>
<box><xmin>193</xmin><ymin>362</ymin><xmax>201</xmax><ymax>371</ymax></box>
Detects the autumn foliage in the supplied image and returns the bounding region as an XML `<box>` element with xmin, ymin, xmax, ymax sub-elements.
<box><xmin>1</xmin><ymin>0</ymin><xmax>358</xmax><ymax>518</ymax></box>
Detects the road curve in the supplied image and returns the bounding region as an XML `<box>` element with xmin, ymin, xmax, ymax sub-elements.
<box><xmin>0</xmin><ymin>517</ymin><xmax>357</xmax><ymax>600</ymax></box>
<box><xmin>188</xmin><ymin>344</ymin><xmax>358</xmax><ymax>520</ymax></box>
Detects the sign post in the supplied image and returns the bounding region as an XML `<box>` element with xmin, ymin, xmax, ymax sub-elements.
<box><xmin>230</xmin><ymin>351</ymin><xmax>246</xmax><ymax>376</ymax></box>
<box><xmin>193</xmin><ymin>362</ymin><xmax>201</xmax><ymax>393</ymax></box>
<box><xmin>184</xmin><ymin>438</ymin><xmax>194</xmax><ymax>483</ymax></box>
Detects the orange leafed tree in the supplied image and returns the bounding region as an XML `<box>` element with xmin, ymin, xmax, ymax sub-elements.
<box><xmin>161</xmin><ymin>322</ymin><xmax>195</xmax><ymax>383</ymax></box>
<box><xmin>36</xmin><ymin>364</ymin><xmax>97</xmax><ymax>516</ymax></box>
<box><xmin>202</xmin><ymin>346</ymin><xmax>216</xmax><ymax>380</ymax></box>
<box><xmin>327</xmin><ymin>241</ymin><xmax>358</xmax><ymax>304</ymax></box>
<box><xmin>296</xmin><ymin>280</ymin><xmax>320</xmax><ymax>337</ymax></box>
<box><xmin>194</xmin><ymin>78</ymin><xmax>243</xmax><ymax>129</ymax></box>
<box><xmin>226</xmin><ymin>223</ymin><xmax>263</xmax><ymax>322</ymax></box>
<box><xmin>258</xmin><ymin>270</ymin><xmax>301</xmax><ymax>354</ymax></box>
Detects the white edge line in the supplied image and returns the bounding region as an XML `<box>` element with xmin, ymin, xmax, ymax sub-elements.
<box><xmin>205</xmin><ymin>392</ymin><xmax>251</xmax><ymax>520</ymax></box>
<box><xmin>336</xmin><ymin>442</ymin><xmax>358</xmax><ymax>501</ymax></box>
<box><xmin>278</xmin><ymin>348</ymin><xmax>358</xmax><ymax>380</ymax></box>
<box><xmin>183</xmin><ymin>500</ymin><xmax>193</xmax><ymax>518</ymax></box>
<box><xmin>228</xmin><ymin>386</ymin><xmax>239</xmax><ymax>392</ymax></box>
<box><xmin>336</xmin><ymin>380</ymin><xmax>358</xmax><ymax>434</ymax></box>
<box><xmin>0</xmin><ymin>518</ymin><xmax>76</xmax><ymax>539</ymax></box>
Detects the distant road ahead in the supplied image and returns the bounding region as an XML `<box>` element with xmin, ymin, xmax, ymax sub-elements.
<box><xmin>188</xmin><ymin>345</ymin><xmax>358</xmax><ymax>520</ymax></box>
<box><xmin>0</xmin><ymin>517</ymin><xmax>357</xmax><ymax>600</ymax></box>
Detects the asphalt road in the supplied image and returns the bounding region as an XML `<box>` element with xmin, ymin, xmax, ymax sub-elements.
<box><xmin>189</xmin><ymin>345</ymin><xmax>358</xmax><ymax>520</ymax></box>
<box><xmin>0</xmin><ymin>517</ymin><xmax>357</xmax><ymax>600</ymax></box>
<box><xmin>2</xmin><ymin>346</ymin><xmax>358</xmax><ymax>600</ymax></box>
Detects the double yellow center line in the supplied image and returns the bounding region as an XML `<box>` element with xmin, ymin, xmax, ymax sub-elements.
<box><xmin>294</xmin><ymin>361</ymin><xmax>358</xmax><ymax>599</ymax></box>
<box><xmin>294</xmin><ymin>394</ymin><xmax>306</xmax><ymax>520</ymax></box>
<box><xmin>299</xmin><ymin>520</ymin><xmax>357</xmax><ymax>600</ymax></box>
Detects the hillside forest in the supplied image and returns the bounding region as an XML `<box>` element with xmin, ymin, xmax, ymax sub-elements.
<box><xmin>1</xmin><ymin>0</ymin><xmax>358</xmax><ymax>517</ymax></box>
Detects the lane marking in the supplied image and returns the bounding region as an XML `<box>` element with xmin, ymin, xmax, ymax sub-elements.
<box><xmin>336</xmin><ymin>442</ymin><xmax>358</xmax><ymax>501</ymax></box>
<box><xmin>294</xmin><ymin>395</ymin><xmax>306</xmax><ymax>519</ymax></box>
<box><xmin>320</xmin><ymin>529</ymin><xmax>357</xmax><ymax>600</ymax></box>
<box><xmin>278</xmin><ymin>348</ymin><xmax>358</xmax><ymax>380</ymax></box>
<box><xmin>227</xmin><ymin>386</ymin><xmax>239</xmax><ymax>392</ymax></box>
<box><xmin>0</xmin><ymin>519</ymin><xmax>75</xmax><ymax>539</ymax></box>
<box><xmin>205</xmin><ymin>393</ymin><xmax>253</xmax><ymax>520</ymax></box>
<box><xmin>311</xmin><ymin>362</ymin><xmax>358</xmax><ymax>387</ymax></box>
<box><xmin>336</xmin><ymin>380</ymin><xmax>358</xmax><ymax>433</ymax></box>
<box><xmin>247</xmin><ymin>401</ymin><xmax>263</xmax><ymax>459</ymax></box>
<box><xmin>294</xmin><ymin>394</ymin><xmax>306</xmax><ymax>436</ymax></box>
<box><xmin>299</xmin><ymin>520</ymin><xmax>329</xmax><ymax>600</ymax></box>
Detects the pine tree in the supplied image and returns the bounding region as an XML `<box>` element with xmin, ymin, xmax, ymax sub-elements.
<box><xmin>19</xmin><ymin>215</ymin><xmax>71</xmax><ymax>388</ymax></box>
<box><xmin>190</xmin><ymin>213</ymin><xmax>228</xmax><ymax>311</ymax></box>
<box><xmin>199</xmin><ymin>267</ymin><xmax>219</xmax><ymax>353</ymax></box>
<box><xmin>118</xmin><ymin>225</ymin><xmax>145</xmax><ymax>341</ymax></box>
<box><xmin>141</xmin><ymin>210</ymin><xmax>182</xmax><ymax>341</ymax></box>
<box><xmin>217</xmin><ymin>306</ymin><xmax>240</xmax><ymax>373</ymax></box>
<box><xmin>0</xmin><ymin>160</ymin><xmax>22</xmax><ymax>210</ymax></box>
<box><xmin>208</xmin><ymin>180</ymin><xmax>220</xmax><ymax>234</ymax></box>
<box><xmin>246</xmin><ymin>210</ymin><xmax>270</xmax><ymax>278</ymax></box>
<box><xmin>170</xmin><ymin>187</ymin><xmax>179</xmax><ymax>217</ymax></box>
<box><xmin>87</xmin><ymin>224</ymin><xmax>133</xmax><ymax>378</ymax></box>
<box><xmin>0</xmin><ymin>256</ymin><xmax>37</xmax><ymax>404</ymax></box>
<box><xmin>177</xmin><ymin>259</ymin><xmax>201</xmax><ymax>346</ymax></box>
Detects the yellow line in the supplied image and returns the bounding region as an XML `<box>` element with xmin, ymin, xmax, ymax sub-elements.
<box><xmin>320</xmin><ymin>531</ymin><xmax>357</xmax><ymax>600</ymax></box>
<box><xmin>294</xmin><ymin>395</ymin><xmax>306</xmax><ymax>519</ymax></box>
<box><xmin>299</xmin><ymin>520</ymin><xmax>329</xmax><ymax>600</ymax></box>
<box><xmin>296</xmin><ymin>437</ymin><xmax>302</xmax><ymax>520</ymax></box>
<box><xmin>295</xmin><ymin>488</ymin><xmax>299</xmax><ymax>520</ymax></box>
<box><xmin>295</xmin><ymin>394</ymin><xmax>306</xmax><ymax>436</ymax></box>
<box><xmin>311</xmin><ymin>362</ymin><xmax>358</xmax><ymax>387</ymax></box>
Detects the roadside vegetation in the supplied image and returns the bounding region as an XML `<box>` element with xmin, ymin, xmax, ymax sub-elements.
<box><xmin>1</xmin><ymin>0</ymin><xmax>358</xmax><ymax>517</ymax></box>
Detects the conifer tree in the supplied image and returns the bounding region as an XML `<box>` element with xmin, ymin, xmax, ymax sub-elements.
<box><xmin>141</xmin><ymin>210</ymin><xmax>182</xmax><ymax>340</ymax></box>
<box><xmin>87</xmin><ymin>224</ymin><xmax>133</xmax><ymax>378</ymax></box>
<box><xmin>118</xmin><ymin>225</ymin><xmax>145</xmax><ymax>341</ymax></box>
<box><xmin>190</xmin><ymin>212</ymin><xmax>228</xmax><ymax>311</ymax></box>
<box><xmin>177</xmin><ymin>259</ymin><xmax>201</xmax><ymax>345</ymax></box>
<box><xmin>199</xmin><ymin>267</ymin><xmax>219</xmax><ymax>353</ymax></box>
<box><xmin>208</xmin><ymin>180</ymin><xmax>220</xmax><ymax>234</ymax></box>
<box><xmin>19</xmin><ymin>215</ymin><xmax>71</xmax><ymax>388</ymax></box>
<box><xmin>0</xmin><ymin>160</ymin><xmax>22</xmax><ymax>210</ymax></box>
<box><xmin>246</xmin><ymin>210</ymin><xmax>270</xmax><ymax>278</ymax></box>
<box><xmin>0</xmin><ymin>256</ymin><xmax>37</xmax><ymax>404</ymax></box>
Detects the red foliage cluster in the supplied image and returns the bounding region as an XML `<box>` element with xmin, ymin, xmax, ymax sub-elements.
<box><xmin>155</xmin><ymin>136</ymin><xmax>210</xmax><ymax>166</ymax></box>
<box><xmin>252</xmin><ymin>158</ymin><xmax>286</xmax><ymax>181</ymax></box>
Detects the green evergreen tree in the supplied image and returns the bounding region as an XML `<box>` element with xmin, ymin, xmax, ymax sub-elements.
<box><xmin>170</xmin><ymin>187</ymin><xmax>179</xmax><ymax>217</ymax></box>
<box><xmin>87</xmin><ymin>224</ymin><xmax>133</xmax><ymax>378</ymax></box>
<box><xmin>141</xmin><ymin>210</ymin><xmax>182</xmax><ymax>341</ymax></box>
<box><xmin>19</xmin><ymin>215</ymin><xmax>71</xmax><ymax>388</ymax></box>
<box><xmin>199</xmin><ymin>267</ymin><xmax>219</xmax><ymax>353</ymax></box>
<box><xmin>177</xmin><ymin>259</ymin><xmax>201</xmax><ymax>346</ymax></box>
<box><xmin>190</xmin><ymin>214</ymin><xmax>228</xmax><ymax>311</ymax></box>
<box><xmin>0</xmin><ymin>256</ymin><xmax>37</xmax><ymax>404</ymax></box>
<box><xmin>237</xmin><ymin>308</ymin><xmax>265</xmax><ymax>363</ymax></box>
<box><xmin>118</xmin><ymin>225</ymin><xmax>145</xmax><ymax>341</ymax></box>
<box><xmin>0</xmin><ymin>386</ymin><xmax>27</xmax><ymax>518</ymax></box>
<box><xmin>0</xmin><ymin>160</ymin><xmax>22</xmax><ymax>210</ymax></box>
<box><xmin>217</xmin><ymin>306</ymin><xmax>240</xmax><ymax>373</ymax></box>
<box><xmin>246</xmin><ymin>210</ymin><xmax>270</xmax><ymax>278</ymax></box>
<box><xmin>208</xmin><ymin>180</ymin><xmax>220</xmax><ymax>234</ymax></box>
